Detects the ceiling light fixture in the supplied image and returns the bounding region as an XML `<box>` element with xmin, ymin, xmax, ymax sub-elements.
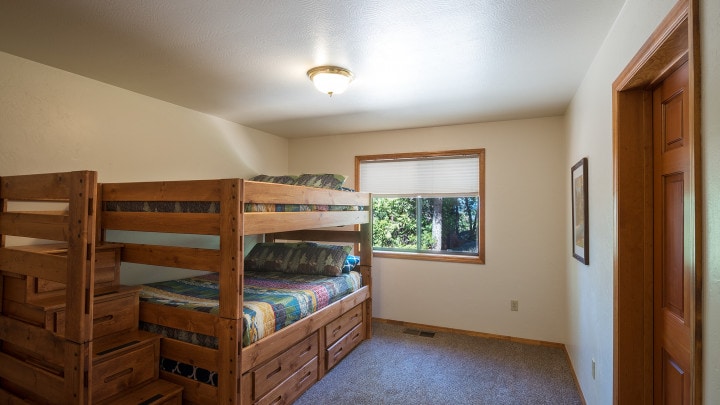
<box><xmin>307</xmin><ymin>66</ymin><xmax>354</xmax><ymax>97</ymax></box>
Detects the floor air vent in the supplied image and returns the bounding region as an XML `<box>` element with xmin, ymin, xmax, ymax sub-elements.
<box><xmin>403</xmin><ymin>328</ymin><xmax>436</xmax><ymax>338</ymax></box>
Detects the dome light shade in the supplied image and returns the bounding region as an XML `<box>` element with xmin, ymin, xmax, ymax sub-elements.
<box><xmin>307</xmin><ymin>66</ymin><xmax>354</xmax><ymax>96</ymax></box>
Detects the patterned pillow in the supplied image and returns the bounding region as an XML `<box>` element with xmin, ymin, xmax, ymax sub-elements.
<box><xmin>249</xmin><ymin>174</ymin><xmax>297</xmax><ymax>185</ymax></box>
<box><xmin>342</xmin><ymin>255</ymin><xmax>361</xmax><ymax>273</ymax></box>
<box><xmin>245</xmin><ymin>242</ymin><xmax>350</xmax><ymax>277</ymax></box>
<box><xmin>294</xmin><ymin>174</ymin><xmax>347</xmax><ymax>190</ymax></box>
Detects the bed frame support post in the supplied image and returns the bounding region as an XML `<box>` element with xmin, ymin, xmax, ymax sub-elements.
<box><xmin>218</xmin><ymin>179</ymin><xmax>243</xmax><ymax>404</ymax></box>
<box><xmin>360</xmin><ymin>222</ymin><xmax>372</xmax><ymax>338</ymax></box>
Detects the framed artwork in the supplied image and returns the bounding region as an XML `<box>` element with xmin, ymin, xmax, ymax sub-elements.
<box><xmin>571</xmin><ymin>158</ymin><xmax>589</xmax><ymax>264</ymax></box>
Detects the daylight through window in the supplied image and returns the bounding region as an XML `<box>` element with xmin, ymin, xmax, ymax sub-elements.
<box><xmin>356</xmin><ymin>149</ymin><xmax>485</xmax><ymax>264</ymax></box>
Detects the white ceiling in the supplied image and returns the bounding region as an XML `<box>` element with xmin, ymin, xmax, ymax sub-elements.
<box><xmin>0</xmin><ymin>1</ymin><xmax>625</xmax><ymax>138</ymax></box>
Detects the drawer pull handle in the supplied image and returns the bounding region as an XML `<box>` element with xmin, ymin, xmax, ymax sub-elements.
<box><xmin>297</xmin><ymin>370</ymin><xmax>313</xmax><ymax>387</ymax></box>
<box><xmin>269</xmin><ymin>395</ymin><xmax>283</xmax><ymax>405</ymax></box>
<box><xmin>333</xmin><ymin>347</ymin><xmax>344</xmax><ymax>359</ymax></box>
<box><xmin>94</xmin><ymin>315</ymin><xmax>114</xmax><ymax>324</ymax></box>
<box><xmin>104</xmin><ymin>367</ymin><xmax>133</xmax><ymax>383</ymax></box>
<box><xmin>265</xmin><ymin>365</ymin><xmax>282</xmax><ymax>379</ymax></box>
<box><xmin>332</xmin><ymin>326</ymin><xmax>342</xmax><ymax>336</ymax></box>
<box><xmin>302</xmin><ymin>345</ymin><xmax>313</xmax><ymax>355</ymax></box>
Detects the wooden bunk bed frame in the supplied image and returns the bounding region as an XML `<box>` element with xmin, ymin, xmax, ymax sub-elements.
<box><xmin>98</xmin><ymin>178</ymin><xmax>373</xmax><ymax>405</ymax></box>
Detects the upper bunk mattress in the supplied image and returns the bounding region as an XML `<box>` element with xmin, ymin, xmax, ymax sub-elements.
<box><xmin>139</xmin><ymin>270</ymin><xmax>362</xmax><ymax>347</ymax></box>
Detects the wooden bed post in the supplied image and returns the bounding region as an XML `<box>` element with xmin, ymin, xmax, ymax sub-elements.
<box><xmin>65</xmin><ymin>171</ymin><xmax>97</xmax><ymax>345</ymax></box>
<box><xmin>0</xmin><ymin>182</ymin><xmax>5</xmax><ymax>315</ymax></box>
<box><xmin>66</xmin><ymin>171</ymin><xmax>98</xmax><ymax>405</ymax></box>
<box><xmin>360</xmin><ymin>222</ymin><xmax>373</xmax><ymax>339</ymax></box>
<box><xmin>218</xmin><ymin>179</ymin><xmax>243</xmax><ymax>404</ymax></box>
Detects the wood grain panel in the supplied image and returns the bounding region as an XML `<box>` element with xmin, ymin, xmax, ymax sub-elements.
<box><xmin>139</xmin><ymin>302</ymin><xmax>217</xmax><ymax>337</ymax></box>
<box><xmin>160</xmin><ymin>339</ymin><xmax>218</xmax><ymax>372</ymax></box>
<box><xmin>100</xmin><ymin>180</ymin><xmax>222</xmax><ymax>202</ymax></box>
<box><xmin>102</xmin><ymin>211</ymin><xmax>220</xmax><ymax>235</ymax></box>
<box><xmin>0</xmin><ymin>352</ymin><xmax>64</xmax><ymax>402</ymax></box>
<box><xmin>244</xmin><ymin>181</ymin><xmax>369</xmax><ymax>206</ymax></box>
<box><xmin>269</xmin><ymin>229</ymin><xmax>364</xmax><ymax>243</ymax></box>
<box><xmin>662</xmin><ymin>92</ymin><xmax>685</xmax><ymax>151</ymax></box>
<box><xmin>244</xmin><ymin>211</ymin><xmax>369</xmax><ymax>235</ymax></box>
<box><xmin>159</xmin><ymin>371</ymin><xmax>217</xmax><ymax>405</ymax></box>
<box><xmin>0</xmin><ymin>172</ymin><xmax>74</xmax><ymax>201</ymax></box>
<box><xmin>662</xmin><ymin>173</ymin><xmax>685</xmax><ymax>318</ymax></box>
<box><xmin>0</xmin><ymin>315</ymin><xmax>65</xmax><ymax>366</ymax></box>
<box><xmin>0</xmin><ymin>248</ymin><xmax>67</xmax><ymax>284</ymax></box>
<box><xmin>120</xmin><ymin>243</ymin><xmax>220</xmax><ymax>272</ymax></box>
<box><xmin>0</xmin><ymin>212</ymin><xmax>69</xmax><ymax>241</ymax></box>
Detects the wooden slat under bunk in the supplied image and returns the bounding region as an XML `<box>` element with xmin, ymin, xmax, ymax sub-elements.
<box><xmin>0</xmin><ymin>171</ymin><xmax>97</xmax><ymax>404</ymax></box>
<box><xmin>99</xmin><ymin>178</ymin><xmax>372</xmax><ymax>405</ymax></box>
<box><xmin>243</xmin><ymin>180</ymin><xmax>370</xmax><ymax>234</ymax></box>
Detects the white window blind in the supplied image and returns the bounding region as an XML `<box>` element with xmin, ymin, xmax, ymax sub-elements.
<box><xmin>359</xmin><ymin>155</ymin><xmax>479</xmax><ymax>195</ymax></box>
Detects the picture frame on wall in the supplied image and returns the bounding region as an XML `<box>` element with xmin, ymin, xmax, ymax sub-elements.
<box><xmin>571</xmin><ymin>157</ymin><xmax>589</xmax><ymax>265</ymax></box>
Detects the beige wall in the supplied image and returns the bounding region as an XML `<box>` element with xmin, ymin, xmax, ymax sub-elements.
<box><xmin>0</xmin><ymin>51</ymin><xmax>289</xmax><ymax>284</ymax></box>
<box><xmin>565</xmin><ymin>0</ymin><xmax>720</xmax><ymax>403</ymax></box>
<box><xmin>289</xmin><ymin>117</ymin><xmax>569</xmax><ymax>344</ymax></box>
<box><xmin>699</xmin><ymin>0</ymin><xmax>719</xmax><ymax>402</ymax></box>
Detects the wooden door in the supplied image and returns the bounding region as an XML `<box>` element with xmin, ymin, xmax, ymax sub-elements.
<box><xmin>652</xmin><ymin>61</ymin><xmax>691</xmax><ymax>405</ymax></box>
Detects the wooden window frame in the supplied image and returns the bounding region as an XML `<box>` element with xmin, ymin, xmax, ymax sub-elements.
<box><xmin>355</xmin><ymin>149</ymin><xmax>485</xmax><ymax>265</ymax></box>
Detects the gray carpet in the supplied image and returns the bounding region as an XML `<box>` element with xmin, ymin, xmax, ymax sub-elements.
<box><xmin>295</xmin><ymin>322</ymin><xmax>583</xmax><ymax>405</ymax></box>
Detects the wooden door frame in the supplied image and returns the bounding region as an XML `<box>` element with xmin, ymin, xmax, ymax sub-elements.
<box><xmin>613</xmin><ymin>0</ymin><xmax>702</xmax><ymax>403</ymax></box>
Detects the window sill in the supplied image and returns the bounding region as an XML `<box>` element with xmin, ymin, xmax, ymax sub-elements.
<box><xmin>373</xmin><ymin>251</ymin><xmax>484</xmax><ymax>264</ymax></box>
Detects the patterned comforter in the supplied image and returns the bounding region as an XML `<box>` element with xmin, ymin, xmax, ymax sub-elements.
<box><xmin>139</xmin><ymin>270</ymin><xmax>362</xmax><ymax>347</ymax></box>
<box><xmin>139</xmin><ymin>270</ymin><xmax>362</xmax><ymax>386</ymax></box>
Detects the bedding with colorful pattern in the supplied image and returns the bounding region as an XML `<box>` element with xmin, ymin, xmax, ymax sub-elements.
<box><xmin>139</xmin><ymin>269</ymin><xmax>362</xmax><ymax>385</ymax></box>
<box><xmin>140</xmin><ymin>270</ymin><xmax>362</xmax><ymax>346</ymax></box>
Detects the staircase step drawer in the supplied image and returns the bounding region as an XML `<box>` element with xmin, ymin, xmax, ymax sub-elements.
<box><xmin>53</xmin><ymin>288</ymin><xmax>139</xmax><ymax>338</ymax></box>
<box><xmin>98</xmin><ymin>379</ymin><xmax>183</xmax><ymax>405</ymax></box>
<box><xmin>92</xmin><ymin>333</ymin><xmax>160</xmax><ymax>403</ymax></box>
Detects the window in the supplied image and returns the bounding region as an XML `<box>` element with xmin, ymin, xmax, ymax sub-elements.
<box><xmin>356</xmin><ymin>149</ymin><xmax>485</xmax><ymax>264</ymax></box>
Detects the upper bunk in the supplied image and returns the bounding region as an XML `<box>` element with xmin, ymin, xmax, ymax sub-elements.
<box><xmin>100</xmin><ymin>178</ymin><xmax>371</xmax><ymax>236</ymax></box>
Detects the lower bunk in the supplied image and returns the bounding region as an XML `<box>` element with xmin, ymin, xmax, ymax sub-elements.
<box><xmin>138</xmin><ymin>270</ymin><xmax>371</xmax><ymax>404</ymax></box>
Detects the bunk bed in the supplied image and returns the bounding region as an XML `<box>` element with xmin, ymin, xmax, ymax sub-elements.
<box><xmin>98</xmin><ymin>177</ymin><xmax>373</xmax><ymax>405</ymax></box>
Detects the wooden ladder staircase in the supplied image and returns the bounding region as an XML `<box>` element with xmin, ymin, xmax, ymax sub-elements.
<box><xmin>0</xmin><ymin>171</ymin><xmax>182</xmax><ymax>404</ymax></box>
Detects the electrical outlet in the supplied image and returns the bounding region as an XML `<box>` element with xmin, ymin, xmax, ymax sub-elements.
<box><xmin>510</xmin><ymin>300</ymin><xmax>519</xmax><ymax>311</ymax></box>
<box><xmin>592</xmin><ymin>359</ymin><xmax>596</xmax><ymax>379</ymax></box>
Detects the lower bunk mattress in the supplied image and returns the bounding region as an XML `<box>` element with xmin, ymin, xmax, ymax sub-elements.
<box><xmin>138</xmin><ymin>270</ymin><xmax>362</xmax><ymax>386</ymax></box>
